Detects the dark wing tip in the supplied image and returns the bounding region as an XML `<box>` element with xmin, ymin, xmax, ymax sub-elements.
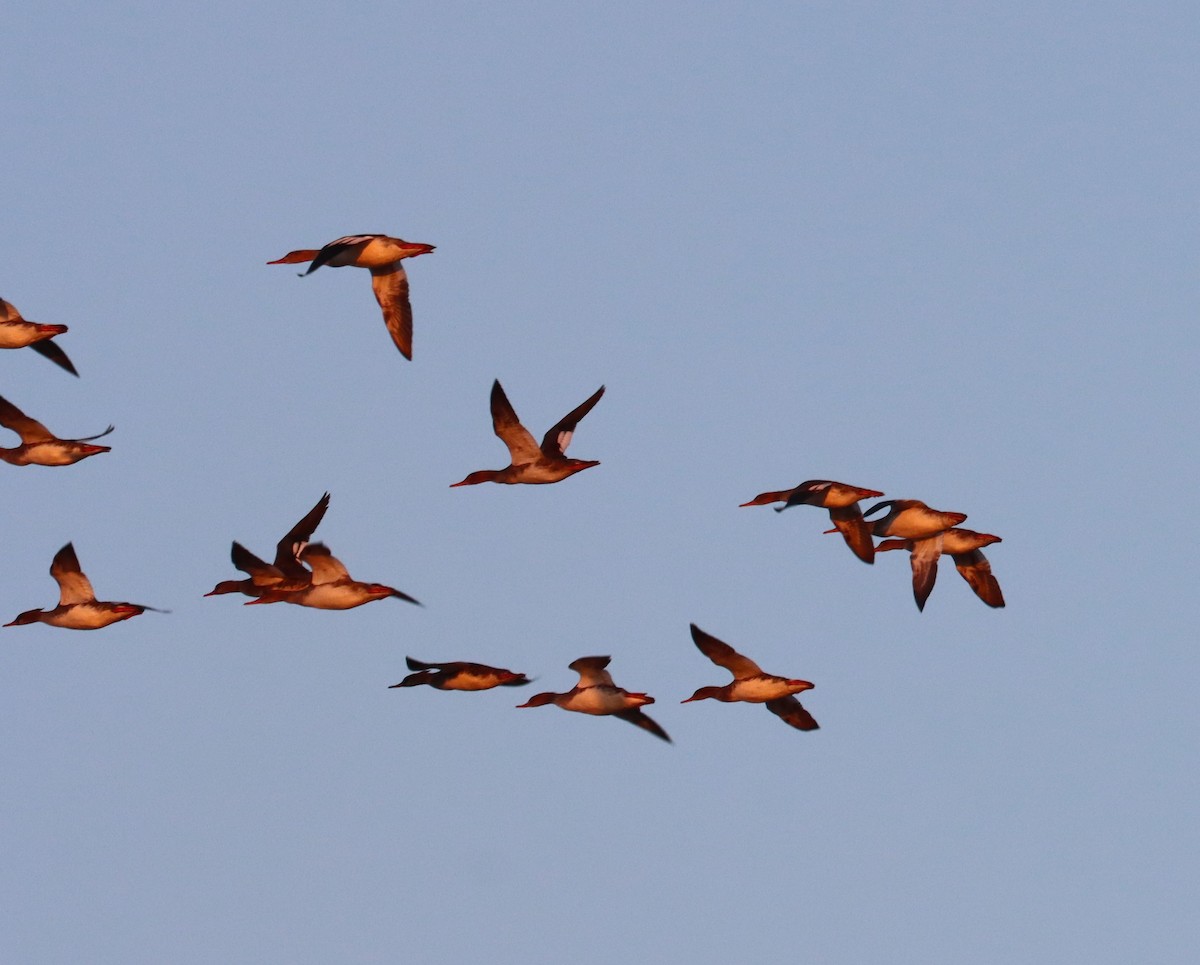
<box><xmin>29</xmin><ymin>339</ymin><xmax>79</xmax><ymax>376</ymax></box>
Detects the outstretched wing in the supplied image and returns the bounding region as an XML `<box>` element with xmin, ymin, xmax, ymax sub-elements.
<box><xmin>71</xmin><ymin>425</ymin><xmax>114</xmax><ymax>443</ymax></box>
<box><xmin>50</xmin><ymin>543</ymin><xmax>96</xmax><ymax>605</ymax></box>
<box><xmin>231</xmin><ymin>542</ymin><xmax>284</xmax><ymax>586</ymax></box>
<box><xmin>541</xmin><ymin>386</ymin><xmax>605</xmax><ymax>458</ymax></box>
<box><xmin>614</xmin><ymin>708</ymin><xmax>672</xmax><ymax>742</ymax></box>
<box><xmin>489</xmin><ymin>380</ymin><xmax>541</xmax><ymax>463</ymax></box>
<box><xmin>909</xmin><ymin>534</ymin><xmax>944</xmax><ymax>612</ymax></box>
<box><xmin>689</xmin><ymin>623</ymin><xmax>764</xmax><ymax>679</ymax></box>
<box><xmin>299</xmin><ymin>543</ymin><xmax>352</xmax><ymax>585</ymax></box>
<box><xmin>370</xmin><ymin>265</ymin><xmax>414</xmax><ymax>360</ymax></box>
<box><xmin>29</xmin><ymin>339</ymin><xmax>78</xmax><ymax>376</ymax></box>
<box><xmin>568</xmin><ymin>655</ymin><xmax>615</xmax><ymax>688</ymax></box>
<box><xmin>273</xmin><ymin>493</ymin><xmax>331</xmax><ymax>576</ymax></box>
<box><xmin>829</xmin><ymin>504</ymin><xmax>875</xmax><ymax>564</ymax></box>
<box><xmin>765</xmin><ymin>697</ymin><xmax>820</xmax><ymax>731</ymax></box>
<box><xmin>953</xmin><ymin>550</ymin><xmax>1005</xmax><ymax>608</ymax></box>
<box><xmin>0</xmin><ymin>395</ymin><xmax>55</xmax><ymax>443</ymax></box>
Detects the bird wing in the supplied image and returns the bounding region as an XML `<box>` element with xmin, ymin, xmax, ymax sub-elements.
<box><xmin>0</xmin><ymin>298</ymin><xmax>20</xmax><ymax>322</ymax></box>
<box><xmin>71</xmin><ymin>425</ymin><xmax>115</xmax><ymax>443</ymax></box>
<box><xmin>299</xmin><ymin>542</ymin><xmax>351</xmax><ymax>584</ymax></box>
<box><xmin>50</xmin><ymin>543</ymin><xmax>96</xmax><ymax>605</ymax></box>
<box><xmin>370</xmin><ymin>264</ymin><xmax>414</xmax><ymax>360</ymax></box>
<box><xmin>614</xmin><ymin>708</ymin><xmax>672</xmax><ymax>742</ymax></box>
<box><xmin>909</xmin><ymin>534</ymin><xmax>944</xmax><ymax>611</ymax></box>
<box><xmin>780</xmin><ymin>480</ymin><xmax>830</xmax><ymax>509</ymax></box>
<box><xmin>829</xmin><ymin>504</ymin><xmax>875</xmax><ymax>564</ymax></box>
<box><xmin>540</xmin><ymin>386</ymin><xmax>605</xmax><ymax>458</ymax></box>
<box><xmin>568</xmin><ymin>655</ymin><xmax>615</xmax><ymax>687</ymax></box>
<box><xmin>489</xmin><ymin>380</ymin><xmax>542</xmax><ymax>463</ymax></box>
<box><xmin>953</xmin><ymin>550</ymin><xmax>1005</xmax><ymax>608</ymax></box>
<box><xmin>303</xmin><ymin>235</ymin><xmax>376</xmax><ymax>273</ymax></box>
<box><xmin>689</xmin><ymin>624</ymin><xmax>764</xmax><ymax>679</ymax></box>
<box><xmin>765</xmin><ymin>697</ymin><xmax>820</xmax><ymax>731</ymax></box>
<box><xmin>389</xmin><ymin>671</ymin><xmax>435</xmax><ymax>688</ymax></box>
<box><xmin>273</xmin><ymin>493</ymin><xmax>330</xmax><ymax>577</ymax></box>
<box><xmin>29</xmin><ymin>339</ymin><xmax>79</xmax><ymax>376</ymax></box>
<box><xmin>0</xmin><ymin>395</ymin><xmax>55</xmax><ymax>443</ymax></box>
<box><xmin>231</xmin><ymin>542</ymin><xmax>285</xmax><ymax>586</ymax></box>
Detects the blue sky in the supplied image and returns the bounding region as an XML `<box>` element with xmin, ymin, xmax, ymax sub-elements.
<box><xmin>2</xmin><ymin>2</ymin><xmax>1196</xmax><ymax>962</ymax></box>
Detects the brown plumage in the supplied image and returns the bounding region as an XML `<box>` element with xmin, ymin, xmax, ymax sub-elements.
<box><xmin>451</xmin><ymin>380</ymin><xmax>604</xmax><ymax>486</ymax></box>
<box><xmin>5</xmin><ymin>543</ymin><xmax>166</xmax><ymax>630</ymax></box>
<box><xmin>682</xmin><ymin>624</ymin><xmax>818</xmax><ymax>731</ymax></box>
<box><xmin>877</xmin><ymin>527</ymin><xmax>1005</xmax><ymax>609</ymax></box>
<box><xmin>0</xmin><ymin>395</ymin><xmax>112</xmax><ymax>466</ymax></box>
<box><xmin>516</xmin><ymin>655</ymin><xmax>670</xmax><ymax>742</ymax></box>
<box><xmin>204</xmin><ymin>493</ymin><xmax>330</xmax><ymax>598</ymax></box>
<box><xmin>863</xmin><ymin>499</ymin><xmax>969</xmax><ymax>611</ymax></box>
<box><xmin>741</xmin><ymin>479</ymin><xmax>884</xmax><ymax>563</ymax></box>
<box><xmin>0</xmin><ymin>297</ymin><xmax>77</xmax><ymax>375</ymax></box>
<box><xmin>268</xmin><ymin>234</ymin><xmax>434</xmax><ymax>360</ymax></box>
<box><xmin>390</xmin><ymin>658</ymin><xmax>530</xmax><ymax>691</ymax></box>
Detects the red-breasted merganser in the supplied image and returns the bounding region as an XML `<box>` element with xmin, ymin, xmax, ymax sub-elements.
<box><xmin>4</xmin><ymin>543</ymin><xmax>166</xmax><ymax>630</ymax></box>
<box><xmin>0</xmin><ymin>395</ymin><xmax>112</xmax><ymax>466</ymax></box>
<box><xmin>451</xmin><ymin>380</ymin><xmax>604</xmax><ymax>486</ymax></box>
<box><xmin>268</xmin><ymin>234</ymin><xmax>435</xmax><ymax>360</ymax></box>
<box><xmin>0</xmin><ymin>297</ymin><xmax>77</xmax><ymax>375</ymax></box>
<box><xmin>204</xmin><ymin>493</ymin><xmax>330</xmax><ymax>598</ymax></box>
<box><xmin>389</xmin><ymin>657</ymin><xmax>530</xmax><ymax>691</ymax></box>
<box><xmin>741</xmin><ymin>479</ymin><xmax>884</xmax><ymax>564</ymax></box>
<box><xmin>517</xmin><ymin>655</ymin><xmax>670</xmax><ymax>742</ymax></box>
<box><xmin>862</xmin><ymin>499</ymin><xmax>969</xmax><ymax>611</ymax></box>
<box><xmin>681</xmin><ymin>624</ymin><xmax>818</xmax><ymax>731</ymax></box>
<box><xmin>877</xmin><ymin>527</ymin><xmax>1005</xmax><ymax>609</ymax></box>
<box><xmin>246</xmin><ymin>542</ymin><xmax>420</xmax><ymax>609</ymax></box>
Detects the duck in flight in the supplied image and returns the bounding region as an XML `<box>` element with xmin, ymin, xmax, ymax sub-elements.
<box><xmin>517</xmin><ymin>655</ymin><xmax>670</xmax><ymax>742</ymax></box>
<box><xmin>204</xmin><ymin>493</ymin><xmax>330</xmax><ymax>599</ymax></box>
<box><xmin>876</xmin><ymin>526</ymin><xmax>1005</xmax><ymax>609</ymax></box>
<box><xmin>4</xmin><ymin>543</ymin><xmax>166</xmax><ymax>630</ymax></box>
<box><xmin>246</xmin><ymin>542</ymin><xmax>420</xmax><ymax>610</ymax></box>
<box><xmin>741</xmin><ymin>479</ymin><xmax>884</xmax><ymax>563</ymax></box>
<box><xmin>389</xmin><ymin>658</ymin><xmax>530</xmax><ymax>691</ymax></box>
<box><xmin>0</xmin><ymin>297</ymin><xmax>77</xmax><ymax>375</ymax></box>
<box><xmin>268</xmin><ymin>234</ymin><xmax>435</xmax><ymax>360</ymax></box>
<box><xmin>451</xmin><ymin>380</ymin><xmax>605</xmax><ymax>486</ymax></box>
<box><xmin>682</xmin><ymin>624</ymin><xmax>818</xmax><ymax>731</ymax></box>
<box><xmin>862</xmin><ymin>499</ymin><xmax>969</xmax><ymax>611</ymax></box>
<box><xmin>0</xmin><ymin>395</ymin><xmax>112</xmax><ymax>467</ymax></box>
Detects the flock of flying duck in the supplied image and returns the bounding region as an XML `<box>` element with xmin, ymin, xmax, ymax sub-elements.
<box><xmin>2</xmin><ymin>233</ymin><xmax>1004</xmax><ymax>743</ymax></box>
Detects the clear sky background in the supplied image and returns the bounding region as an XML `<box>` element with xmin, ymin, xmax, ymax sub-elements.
<box><xmin>3</xmin><ymin>2</ymin><xmax>1196</xmax><ymax>963</ymax></box>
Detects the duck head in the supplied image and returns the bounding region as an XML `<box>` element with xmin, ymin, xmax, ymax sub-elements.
<box><xmin>3</xmin><ymin>608</ymin><xmax>45</xmax><ymax>627</ymax></box>
<box><xmin>515</xmin><ymin>692</ymin><xmax>561</xmax><ymax>708</ymax></box>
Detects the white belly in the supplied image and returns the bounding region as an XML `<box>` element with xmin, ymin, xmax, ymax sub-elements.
<box><xmin>24</xmin><ymin>444</ymin><xmax>83</xmax><ymax>467</ymax></box>
<box><xmin>48</xmin><ymin>606</ymin><xmax>128</xmax><ymax>630</ymax></box>
<box><xmin>567</xmin><ymin>686</ymin><xmax>632</xmax><ymax>715</ymax></box>
<box><xmin>291</xmin><ymin>584</ymin><xmax>371</xmax><ymax>609</ymax></box>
